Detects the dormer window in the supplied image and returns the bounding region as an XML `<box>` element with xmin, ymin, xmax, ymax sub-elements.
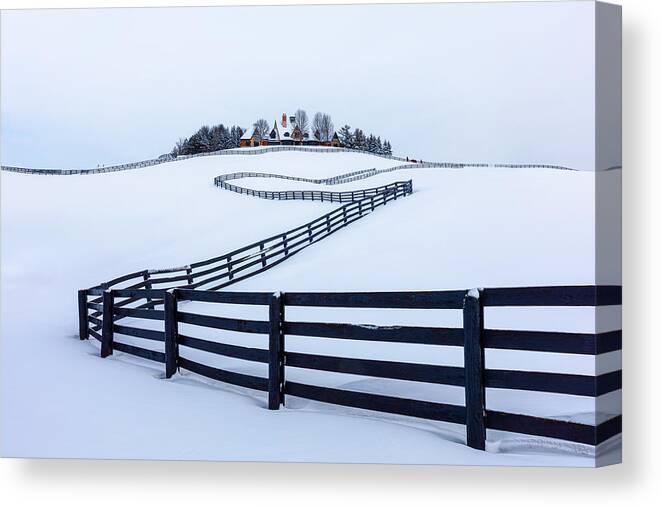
<box><xmin>284</xmin><ymin>132</ymin><xmax>290</xmax><ymax>137</ymax></box>
<box><xmin>270</xmin><ymin>130</ymin><xmax>276</xmax><ymax>139</ymax></box>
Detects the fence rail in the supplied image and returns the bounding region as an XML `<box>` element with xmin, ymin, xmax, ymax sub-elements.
<box><xmin>70</xmin><ymin>147</ymin><xmax>618</xmax><ymax>452</ymax></box>
<box><xmin>215</xmin><ymin>172</ymin><xmax>413</xmax><ymax>202</ymax></box>
<box><xmin>81</xmin><ymin>179</ymin><xmax>412</xmax><ymax>304</ymax></box>
<box><xmin>78</xmin><ymin>285</ymin><xmax>622</xmax><ymax>451</ymax></box>
<box><xmin>2</xmin><ymin>144</ymin><xmax>575</xmax><ymax>175</ymax></box>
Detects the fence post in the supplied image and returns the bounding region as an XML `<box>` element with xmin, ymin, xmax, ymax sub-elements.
<box><xmin>268</xmin><ymin>292</ymin><xmax>285</xmax><ymax>409</ymax></box>
<box><xmin>279</xmin><ymin>295</ymin><xmax>286</xmax><ymax>407</ymax></box>
<box><xmin>259</xmin><ymin>243</ymin><xmax>267</xmax><ymax>267</ymax></box>
<box><xmin>463</xmin><ymin>288</ymin><xmax>486</xmax><ymax>450</ymax></box>
<box><xmin>78</xmin><ymin>289</ymin><xmax>89</xmax><ymax>340</ymax></box>
<box><xmin>142</xmin><ymin>271</ymin><xmax>153</xmax><ymax>308</ymax></box>
<box><xmin>100</xmin><ymin>290</ymin><xmax>114</xmax><ymax>358</ymax></box>
<box><xmin>164</xmin><ymin>289</ymin><xmax>179</xmax><ymax>378</ymax></box>
<box><xmin>282</xmin><ymin>234</ymin><xmax>289</xmax><ymax>256</ymax></box>
<box><xmin>185</xmin><ymin>266</ymin><xmax>194</xmax><ymax>285</ymax></box>
<box><xmin>227</xmin><ymin>256</ymin><xmax>234</xmax><ymax>280</ymax></box>
<box><xmin>326</xmin><ymin>215</ymin><xmax>331</xmax><ymax>233</ymax></box>
<box><xmin>307</xmin><ymin>224</ymin><xmax>313</xmax><ymax>243</ymax></box>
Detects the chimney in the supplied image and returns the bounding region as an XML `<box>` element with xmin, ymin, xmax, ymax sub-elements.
<box><xmin>282</xmin><ymin>113</ymin><xmax>287</xmax><ymax>128</ymax></box>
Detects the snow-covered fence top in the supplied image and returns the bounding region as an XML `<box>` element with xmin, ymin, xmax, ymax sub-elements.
<box><xmin>2</xmin><ymin>145</ymin><xmax>580</xmax><ymax>175</ymax></box>
<box><xmin>80</xmin><ymin>282</ymin><xmax>621</xmax><ymax>452</ymax></box>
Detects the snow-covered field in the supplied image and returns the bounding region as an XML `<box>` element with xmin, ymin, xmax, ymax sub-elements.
<box><xmin>1</xmin><ymin>150</ymin><xmax>621</xmax><ymax>465</ymax></box>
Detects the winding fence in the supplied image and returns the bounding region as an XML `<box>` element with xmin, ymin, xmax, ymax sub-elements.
<box><xmin>79</xmin><ymin>284</ymin><xmax>622</xmax><ymax>451</ymax></box>
<box><xmin>2</xmin><ymin>144</ymin><xmax>571</xmax><ymax>176</ymax></box>
<box><xmin>70</xmin><ymin>148</ymin><xmax>618</xmax><ymax>452</ymax></box>
<box><xmin>81</xmin><ymin>178</ymin><xmax>412</xmax><ymax>297</ymax></box>
<box><xmin>215</xmin><ymin>172</ymin><xmax>414</xmax><ymax>202</ymax></box>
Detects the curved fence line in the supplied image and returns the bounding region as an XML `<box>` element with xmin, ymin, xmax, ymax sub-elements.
<box><xmin>214</xmin><ymin>173</ymin><xmax>408</xmax><ymax>202</ymax></box>
<box><xmin>72</xmin><ymin>148</ymin><xmax>620</xmax><ymax>452</ymax></box>
<box><xmin>2</xmin><ymin>144</ymin><xmax>580</xmax><ymax>175</ymax></box>
<box><xmin>84</xmin><ymin>179</ymin><xmax>413</xmax><ymax>296</ymax></box>
<box><xmin>211</xmin><ymin>157</ymin><xmax>498</xmax><ymax>202</ymax></box>
<box><xmin>0</xmin><ymin>146</ymin><xmax>430</xmax><ymax>175</ymax></box>
<box><xmin>493</xmin><ymin>163</ymin><xmax>578</xmax><ymax>171</ymax></box>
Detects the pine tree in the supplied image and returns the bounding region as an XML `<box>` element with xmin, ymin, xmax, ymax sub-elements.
<box><xmin>187</xmin><ymin>125</ymin><xmax>212</xmax><ymax>153</ymax></box>
<box><xmin>353</xmin><ymin>128</ymin><xmax>366</xmax><ymax>151</ymax></box>
<box><xmin>366</xmin><ymin>134</ymin><xmax>378</xmax><ymax>154</ymax></box>
<box><xmin>338</xmin><ymin>125</ymin><xmax>353</xmax><ymax>148</ymax></box>
<box><xmin>209</xmin><ymin>124</ymin><xmax>225</xmax><ymax>152</ymax></box>
<box><xmin>383</xmin><ymin>140</ymin><xmax>392</xmax><ymax>156</ymax></box>
<box><xmin>230</xmin><ymin>126</ymin><xmax>243</xmax><ymax>148</ymax></box>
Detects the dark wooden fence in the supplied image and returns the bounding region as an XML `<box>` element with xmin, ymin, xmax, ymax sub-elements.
<box><xmin>79</xmin><ymin>179</ymin><xmax>413</xmax><ymax>345</ymax></box>
<box><xmin>80</xmin><ymin>180</ymin><xmax>411</xmax><ymax>302</ymax></box>
<box><xmin>213</xmin><ymin>160</ymin><xmax>460</xmax><ymax>201</ymax></box>
<box><xmin>12</xmin><ymin>144</ymin><xmax>586</xmax><ymax>177</ymax></box>
<box><xmin>2</xmin><ymin>145</ymin><xmax>482</xmax><ymax>176</ymax></box>
<box><xmin>215</xmin><ymin>173</ymin><xmax>413</xmax><ymax>202</ymax></box>
<box><xmin>78</xmin><ymin>284</ymin><xmax>621</xmax><ymax>451</ymax></box>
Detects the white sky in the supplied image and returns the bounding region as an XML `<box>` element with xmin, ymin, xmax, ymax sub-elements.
<box><xmin>1</xmin><ymin>2</ymin><xmax>596</xmax><ymax>169</ymax></box>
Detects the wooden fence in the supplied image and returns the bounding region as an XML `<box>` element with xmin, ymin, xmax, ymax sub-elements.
<box><xmin>80</xmin><ymin>179</ymin><xmax>413</xmax><ymax>335</ymax></box>
<box><xmin>78</xmin><ymin>285</ymin><xmax>622</xmax><ymax>451</ymax></box>
<box><xmin>1</xmin><ymin>144</ymin><xmax>511</xmax><ymax>176</ymax></box>
<box><xmin>215</xmin><ymin>172</ymin><xmax>414</xmax><ymax>202</ymax></box>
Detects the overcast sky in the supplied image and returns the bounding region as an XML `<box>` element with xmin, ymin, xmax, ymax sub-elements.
<box><xmin>1</xmin><ymin>2</ymin><xmax>597</xmax><ymax>169</ymax></box>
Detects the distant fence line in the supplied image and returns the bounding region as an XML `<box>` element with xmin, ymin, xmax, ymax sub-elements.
<box><xmin>493</xmin><ymin>163</ymin><xmax>578</xmax><ymax>171</ymax></box>
<box><xmin>1</xmin><ymin>145</ymin><xmax>581</xmax><ymax>175</ymax></box>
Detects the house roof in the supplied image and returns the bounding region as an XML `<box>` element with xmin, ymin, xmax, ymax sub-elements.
<box><xmin>268</xmin><ymin>121</ymin><xmax>281</xmax><ymax>142</ymax></box>
<box><xmin>240</xmin><ymin>127</ymin><xmax>258</xmax><ymax>140</ymax></box>
<box><xmin>242</xmin><ymin>114</ymin><xmax>313</xmax><ymax>142</ymax></box>
<box><xmin>268</xmin><ymin>117</ymin><xmax>308</xmax><ymax>140</ymax></box>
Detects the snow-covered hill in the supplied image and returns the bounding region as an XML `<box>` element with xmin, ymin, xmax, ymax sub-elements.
<box><xmin>0</xmin><ymin>150</ymin><xmax>620</xmax><ymax>465</ymax></box>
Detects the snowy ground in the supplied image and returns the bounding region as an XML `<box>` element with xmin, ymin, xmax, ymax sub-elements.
<box><xmin>1</xmin><ymin>150</ymin><xmax>621</xmax><ymax>465</ymax></box>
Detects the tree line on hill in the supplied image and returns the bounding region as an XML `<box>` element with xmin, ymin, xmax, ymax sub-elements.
<box><xmin>337</xmin><ymin>125</ymin><xmax>392</xmax><ymax>156</ymax></box>
<box><xmin>170</xmin><ymin>124</ymin><xmax>245</xmax><ymax>157</ymax></box>
<box><xmin>168</xmin><ymin>111</ymin><xmax>393</xmax><ymax>157</ymax></box>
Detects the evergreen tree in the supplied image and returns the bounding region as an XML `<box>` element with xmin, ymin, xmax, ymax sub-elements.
<box><xmin>209</xmin><ymin>125</ymin><xmax>223</xmax><ymax>152</ymax></box>
<box><xmin>366</xmin><ymin>134</ymin><xmax>378</xmax><ymax>154</ymax></box>
<box><xmin>338</xmin><ymin>125</ymin><xmax>354</xmax><ymax>148</ymax></box>
<box><xmin>188</xmin><ymin>125</ymin><xmax>212</xmax><ymax>152</ymax></box>
<box><xmin>353</xmin><ymin>128</ymin><xmax>366</xmax><ymax>151</ymax></box>
<box><xmin>167</xmin><ymin>117</ymin><xmax>391</xmax><ymax>157</ymax></box>
<box><xmin>230</xmin><ymin>126</ymin><xmax>244</xmax><ymax>148</ymax></box>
